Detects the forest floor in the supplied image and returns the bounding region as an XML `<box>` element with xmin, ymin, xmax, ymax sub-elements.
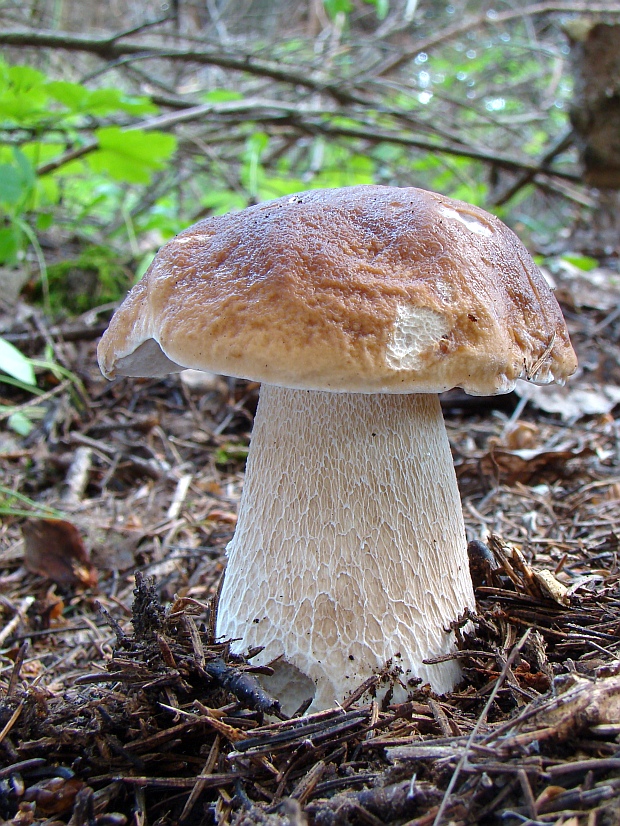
<box><xmin>1</xmin><ymin>262</ymin><xmax>620</xmax><ymax>826</ymax></box>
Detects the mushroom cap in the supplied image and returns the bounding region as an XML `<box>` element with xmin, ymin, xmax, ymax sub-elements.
<box><xmin>98</xmin><ymin>186</ymin><xmax>577</xmax><ymax>396</ymax></box>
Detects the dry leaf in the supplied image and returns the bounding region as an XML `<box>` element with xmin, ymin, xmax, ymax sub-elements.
<box><xmin>549</xmin><ymin>262</ymin><xmax>620</xmax><ymax>312</ymax></box>
<box><xmin>502</xmin><ymin>421</ymin><xmax>539</xmax><ymax>450</ymax></box>
<box><xmin>476</xmin><ymin>441</ymin><xmax>592</xmax><ymax>485</ymax></box>
<box><xmin>535</xmin><ymin>785</ymin><xmax>567</xmax><ymax>807</ymax></box>
<box><xmin>533</xmin><ymin>569</ymin><xmax>570</xmax><ymax>606</ymax></box>
<box><xmin>515</xmin><ymin>381</ymin><xmax>620</xmax><ymax>419</ymax></box>
<box><xmin>22</xmin><ymin>518</ymin><xmax>98</xmax><ymax>588</ymax></box>
<box><xmin>513</xmin><ymin>662</ymin><xmax>551</xmax><ymax>693</ymax></box>
<box><xmin>23</xmin><ymin>776</ymin><xmax>85</xmax><ymax>816</ymax></box>
<box><xmin>208</xmin><ymin>509</ymin><xmax>237</xmax><ymax>524</ymax></box>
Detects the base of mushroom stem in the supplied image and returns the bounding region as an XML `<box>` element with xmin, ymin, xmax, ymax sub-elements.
<box><xmin>256</xmin><ymin>652</ymin><xmax>466</xmax><ymax>717</ymax></box>
<box><xmin>258</xmin><ymin>660</ymin><xmax>317</xmax><ymax>716</ymax></box>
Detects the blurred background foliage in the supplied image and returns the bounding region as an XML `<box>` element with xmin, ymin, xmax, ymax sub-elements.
<box><xmin>0</xmin><ymin>0</ymin><xmax>618</xmax><ymax>317</ymax></box>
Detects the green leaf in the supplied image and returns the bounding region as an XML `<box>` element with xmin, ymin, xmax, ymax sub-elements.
<box><xmin>0</xmin><ymin>65</ymin><xmax>48</xmax><ymax>125</ymax></box>
<box><xmin>13</xmin><ymin>148</ymin><xmax>35</xmax><ymax>190</ymax></box>
<box><xmin>0</xmin><ymin>62</ymin><xmax>156</xmax><ymax>128</ymax></box>
<box><xmin>20</xmin><ymin>141</ymin><xmax>65</xmax><ymax>166</ymax></box>
<box><xmin>202</xmin><ymin>89</ymin><xmax>244</xmax><ymax>103</ymax></box>
<box><xmin>561</xmin><ymin>254</ymin><xmax>599</xmax><ymax>272</ymax></box>
<box><xmin>0</xmin><ymin>337</ymin><xmax>36</xmax><ymax>386</ymax></box>
<box><xmin>0</xmin><ymin>150</ymin><xmax>35</xmax><ymax>207</ymax></box>
<box><xmin>324</xmin><ymin>0</ymin><xmax>352</xmax><ymax>18</ymax></box>
<box><xmin>45</xmin><ymin>80</ymin><xmax>88</xmax><ymax>111</ymax></box>
<box><xmin>0</xmin><ymin>227</ymin><xmax>20</xmax><ymax>263</ymax></box>
<box><xmin>36</xmin><ymin>212</ymin><xmax>54</xmax><ymax>231</ymax></box>
<box><xmin>8</xmin><ymin>64</ymin><xmax>46</xmax><ymax>90</ymax></box>
<box><xmin>33</xmin><ymin>176</ymin><xmax>60</xmax><ymax>209</ymax></box>
<box><xmin>87</xmin><ymin>127</ymin><xmax>177</xmax><ymax>184</ymax></box>
<box><xmin>0</xmin><ymin>164</ymin><xmax>24</xmax><ymax>204</ymax></box>
<box><xmin>45</xmin><ymin>81</ymin><xmax>156</xmax><ymax>117</ymax></box>
<box><xmin>8</xmin><ymin>411</ymin><xmax>32</xmax><ymax>436</ymax></box>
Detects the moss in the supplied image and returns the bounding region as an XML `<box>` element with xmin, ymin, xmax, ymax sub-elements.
<box><xmin>43</xmin><ymin>245</ymin><xmax>131</xmax><ymax>313</ymax></box>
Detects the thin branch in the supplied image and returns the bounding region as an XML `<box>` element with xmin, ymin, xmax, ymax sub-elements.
<box><xmin>432</xmin><ymin>629</ymin><xmax>532</xmax><ymax>826</ymax></box>
<box><xmin>34</xmin><ymin>97</ymin><xmax>581</xmax><ymax>186</ymax></box>
<box><xmin>105</xmin><ymin>14</ymin><xmax>175</xmax><ymax>42</ymax></box>
<box><xmin>376</xmin><ymin>3</ymin><xmax>620</xmax><ymax>76</ymax></box>
<box><xmin>34</xmin><ymin>99</ymin><xmax>314</xmax><ymax>176</ymax></box>
<box><xmin>0</xmin><ymin>29</ymin><xmax>362</xmax><ymax>106</ymax></box>
<box><xmin>493</xmin><ymin>128</ymin><xmax>576</xmax><ymax>206</ymax></box>
<box><xmin>2</xmin><ymin>24</ymin><xmax>585</xmax><ymax>195</ymax></box>
<box><xmin>297</xmin><ymin>118</ymin><xmax>581</xmax><ymax>181</ymax></box>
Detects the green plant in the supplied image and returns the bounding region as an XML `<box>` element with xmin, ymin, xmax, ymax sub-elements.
<box><xmin>44</xmin><ymin>246</ymin><xmax>130</xmax><ymax>313</ymax></box>
<box><xmin>0</xmin><ymin>335</ymin><xmax>41</xmax><ymax>434</ymax></box>
<box><xmin>560</xmin><ymin>253</ymin><xmax>599</xmax><ymax>272</ymax></box>
<box><xmin>0</xmin><ymin>59</ymin><xmax>177</xmax><ymax>307</ymax></box>
<box><xmin>0</xmin><ymin>484</ymin><xmax>65</xmax><ymax>519</ymax></box>
<box><xmin>0</xmin><ymin>335</ymin><xmax>85</xmax><ymax>436</ymax></box>
<box><xmin>215</xmin><ymin>443</ymin><xmax>250</xmax><ymax>467</ymax></box>
<box><xmin>0</xmin><ymin>4</ymin><xmax>583</xmax><ymax>317</ymax></box>
<box><xmin>0</xmin><ymin>336</ymin><xmax>36</xmax><ymax>387</ymax></box>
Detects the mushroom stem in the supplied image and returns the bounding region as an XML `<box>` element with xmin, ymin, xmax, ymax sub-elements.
<box><xmin>216</xmin><ymin>385</ymin><xmax>475</xmax><ymax>712</ymax></box>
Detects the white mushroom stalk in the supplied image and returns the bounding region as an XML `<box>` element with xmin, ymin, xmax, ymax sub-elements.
<box><xmin>217</xmin><ymin>386</ymin><xmax>473</xmax><ymax>712</ymax></box>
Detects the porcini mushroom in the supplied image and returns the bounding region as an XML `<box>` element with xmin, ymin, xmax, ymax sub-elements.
<box><xmin>98</xmin><ymin>186</ymin><xmax>577</xmax><ymax>712</ymax></box>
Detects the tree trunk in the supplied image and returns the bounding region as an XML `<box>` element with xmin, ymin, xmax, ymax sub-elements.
<box><xmin>567</xmin><ymin>19</ymin><xmax>620</xmax><ymax>258</ymax></box>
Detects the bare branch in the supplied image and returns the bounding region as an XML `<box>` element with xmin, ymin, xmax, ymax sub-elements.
<box><xmin>0</xmin><ymin>29</ymin><xmax>363</xmax><ymax>106</ymax></box>
<box><xmin>493</xmin><ymin>129</ymin><xmax>576</xmax><ymax>206</ymax></box>
<box><xmin>376</xmin><ymin>3</ymin><xmax>620</xmax><ymax>77</ymax></box>
<box><xmin>296</xmin><ymin>119</ymin><xmax>581</xmax><ymax>181</ymax></box>
<box><xmin>34</xmin><ymin>96</ymin><xmax>581</xmax><ymax>187</ymax></box>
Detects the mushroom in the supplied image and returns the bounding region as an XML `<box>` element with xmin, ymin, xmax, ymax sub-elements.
<box><xmin>98</xmin><ymin>186</ymin><xmax>577</xmax><ymax>712</ymax></box>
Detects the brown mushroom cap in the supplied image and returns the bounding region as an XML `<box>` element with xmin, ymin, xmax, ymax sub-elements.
<box><xmin>97</xmin><ymin>185</ymin><xmax>577</xmax><ymax>396</ymax></box>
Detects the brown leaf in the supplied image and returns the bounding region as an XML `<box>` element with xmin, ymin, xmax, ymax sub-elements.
<box><xmin>533</xmin><ymin>569</ymin><xmax>570</xmax><ymax>606</ymax></box>
<box><xmin>22</xmin><ymin>519</ymin><xmax>98</xmax><ymax>588</ymax></box>
<box><xmin>207</xmin><ymin>509</ymin><xmax>237</xmax><ymax>525</ymax></box>
<box><xmin>502</xmin><ymin>421</ymin><xmax>539</xmax><ymax>450</ymax></box>
<box><xmin>513</xmin><ymin>662</ymin><xmax>551</xmax><ymax>693</ymax></box>
<box><xmin>480</xmin><ymin>442</ymin><xmax>593</xmax><ymax>485</ymax></box>
<box><xmin>23</xmin><ymin>776</ymin><xmax>85</xmax><ymax>816</ymax></box>
<box><xmin>535</xmin><ymin>786</ymin><xmax>567</xmax><ymax>808</ymax></box>
<box><xmin>516</xmin><ymin>381</ymin><xmax>620</xmax><ymax>419</ymax></box>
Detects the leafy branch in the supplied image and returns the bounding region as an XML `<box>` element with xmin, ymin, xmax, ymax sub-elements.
<box><xmin>34</xmin><ymin>97</ymin><xmax>579</xmax><ymax>184</ymax></box>
<box><xmin>375</xmin><ymin>2</ymin><xmax>620</xmax><ymax>76</ymax></box>
<box><xmin>0</xmin><ymin>29</ymin><xmax>362</xmax><ymax>105</ymax></box>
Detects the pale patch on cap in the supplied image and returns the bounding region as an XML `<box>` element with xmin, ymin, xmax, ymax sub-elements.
<box><xmin>438</xmin><ymin>205</ymin><xmax>493</xmax><ymax>237</ymax></box>
<box><xmin>386</xmin><ymin>305</ymin><xmax>449</xmax><ymax>371</ymax></box>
